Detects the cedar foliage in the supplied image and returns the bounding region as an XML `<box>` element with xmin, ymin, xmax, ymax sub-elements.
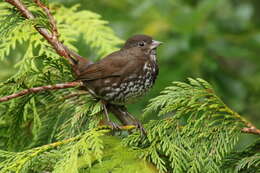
<box><xmin>0</xmin><ymin>1</ymin><xmax>259</xmax><ymax>173</ymax></box>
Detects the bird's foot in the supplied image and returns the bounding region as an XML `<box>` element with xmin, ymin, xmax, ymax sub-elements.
<box><xmin>134</xmin><ymin>121</ymin><xmax>147</xmax><ymax>136</ymax></box>
<box><xmin>107</xmin><ymin>121</ymin><xmax>121</xmax><ymax>131</ymax></box>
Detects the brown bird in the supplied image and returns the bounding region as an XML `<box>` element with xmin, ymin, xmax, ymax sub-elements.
<box><xmin>77</xmin><ymin>34</ymin><xmax>162</xmax><ymax>133</ymax></box>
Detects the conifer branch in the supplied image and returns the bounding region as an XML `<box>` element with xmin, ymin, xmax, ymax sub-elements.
<box><xmin>0</xmin><ymin>126</ymin><xmax>135</xmax><ymax>172</ymax></box>
<box><xmin>242</xmin><ymin>126</ymin><xmax>260</xmax><ymax>135</ymax></box>
<box><xmin>0</xmin><ymin>81</ymin><xmax>83</xmax><ymax>102</ymax></box>
<box><xmin>62</xmin><ymin>91</ymin><xmax>88</xmax><ymax>100</ymax></box>
<box><xmin>33</xmin><ymin>0</ymin><xmax>58</xmax><ymax>40</ymax></box>
<box><xmin>36</xmin><ymin>125</ymin><xmax>135</xmax><ymax>150</ymax></box>
<box><xmin>4</xmin><ymin>0</ymin><xmax>92</xmax><ymax>70</ymax></box>
<box><xmin>241</xmin><ymin>116</ymin><xmax>260</xmax><ymax>135</ymax></box>
<box><xmin>3</xmin><ymin>0</ymin><xmax>138</xmax><ymax>127</ymax></box>
<box><xmin>226</xmin><ymin>107</ymin><xmax>260</xmax><ymax>135</ymax></box>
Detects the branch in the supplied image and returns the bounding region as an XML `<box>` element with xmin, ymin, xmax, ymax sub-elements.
<box><xmin>62</xmin><ymin>90</ymin><xmax>88</xmax><ymax>100</ymax></box>
<box><xmin>35</xmin><ymin>125</ymin><xmax>136</xmax><ymax>150</ymax></box>
<box><xmin>8</xmin><ymin>125</ymin><xmax>135</xmax><ymax>171</ymax></box>
<box><xmin>242</xmin><ymin>126</ymin><xmax>260</xmax><ymax>136</ymax></box>
<box><xmin>4</xmin><ymin>0</ymin><xmax>133</xmax><ymax>127</ymax></box>
<box><xmin>223</xmin><ymin>106</ymin><xmax>260</xmax><ymax>136</ymax></box>
<box><xmin>102</xmin><ymin>125</ymin><xmax>137</xmax><ymax>131</ymax></box>
<box><xmin>239</xmin><ymin>117</ymin><xmax>260</xmax><ymax>136</ymax></box>
<box><xmin>239</xmin><ymin>116</ymin><xmax>260</xmax><ymax>135</ymax></box>
<box><xmin>0</xmin><ymin>82</ymin><xmax>83</xmax><ymax>102</ymax></box>
<box><xmin>33</xmin><ymin>0</ymin><xmax>58</xmax><ymax>40</ymax></box>
<box><xmin>4</xmin><ymin>0</ymin><xmax>92</xmax><ymax>74</ymax></box>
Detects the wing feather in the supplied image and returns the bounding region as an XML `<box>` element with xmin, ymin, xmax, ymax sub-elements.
<box><xmin>77</xmin><ymin>50</ymin><xmax>130</xmax><ymax>81</ymax></box>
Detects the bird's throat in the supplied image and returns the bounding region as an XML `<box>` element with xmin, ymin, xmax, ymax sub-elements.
<box><xmin>150</xmin><ymin>48</ymin><xmax>157</xmax><ymax>55</ymax></box>
<box><xmin>150</xmin><ymin>49</ymin><xmax>157</xmax><ymax>62</ymax></box>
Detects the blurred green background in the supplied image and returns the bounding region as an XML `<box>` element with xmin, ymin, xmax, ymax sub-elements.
<box><xmin>61</xmin><ymin>0</ymin><xmax>260</xmax><ymax>126</ymax></box>
<box><xmin>1</xmin><ymin>0</ymin><xmax>259</xmax><ymax>143</ymax></box>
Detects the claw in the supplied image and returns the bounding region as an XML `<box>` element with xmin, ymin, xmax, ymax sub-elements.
<box><xmin>105</xmin><ymin>104</ymin><xmax>147</xmax><ymax>136</ymax></box>
<box><xmin>102</xmin><ymin>102</ymin><xmax>121</xmax><ymax>131</ymax></box>
<box><xmin>117</xmin><ymin>105</ymin><xmax>147</xmax><ymax>136</ymax></box>
<box><xmin>107</xmin><ymin>121</ymin><xmax>121</xmax><ymax>130</ymax></box>
<box><xmin>135</xmin><ymin>121</ymin><xmax>147</xmax><ymax>136</ymax></box>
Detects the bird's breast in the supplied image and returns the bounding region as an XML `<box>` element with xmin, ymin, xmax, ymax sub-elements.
<box><xmin>84</xmin><ymin>54</ymin><xmax>159</xmax><ymax>105</ymax></box>
<box><xmin>100</xmin><ymin>59</ymin><xmax>158</xmax><ymax>105</ymax></box>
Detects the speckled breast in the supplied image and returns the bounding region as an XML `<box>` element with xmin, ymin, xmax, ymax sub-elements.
<box><xmin>101</xmin><ymin>61</ymin><xmax>158</xmax><ymax>105</ymax></box>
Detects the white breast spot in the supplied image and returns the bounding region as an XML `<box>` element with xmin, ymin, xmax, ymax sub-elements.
<box><xmin>150</xmin><ymin>54</ymin><xmax>157</xmax><ymax>62</ymax></box>
<box><xmin>143</xmin><ymin>62</ymin><xmax>149</xmax><ymax>71</ymax></box>
<box><xmin>104</xmin><ymin>87</ymin><xmax>111</xmax><ymax>91</ymax></box>
<box><xmin>129</xmin><ymin>81</ymin><xmax>134</xmax><ymax>86</ymax></box>
<box><xmin>104</xmin><ymin>79</ymin><xmax>110</xmax><ymax>84</ymax></box>
<box><xmin>114</xmin><ymin>88</ymin><xmax>120</xmax><ymax>92</ymax></box>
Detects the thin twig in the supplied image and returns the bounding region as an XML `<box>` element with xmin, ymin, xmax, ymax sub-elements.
<box><xmin>32</xmin><ymin>125</ymin><xmax>135</xmax><ymax>151</ymax></box>
<box><xmin>62</xmin><ymin>90</ymin><xmax>88</xmax><ymax>100</ymax></box>
<box><xmin>11</xmin><ymin>125</ymin><xmax>135</xmax><ymax>171</ymax></box>
<box><xmin>43</xmin><ymin>125</ymin><xmax>135</xmax><ymax>150</ymax></box>
<box><xmin>0</xmin><ymin>82</ymin><xmax>83</xmax><ymax>102</ymax></box>
<box><xmin>33</xmin><ymin>0</ymin><xmax>58</xmax><ymax>39</ymax></box>
<box><xmin>5</xmin><ymin>0</ymin><xmax>69</xmax><ymax>62</ymax></box>
<box><xmin>4</xmin><ymin>0</ymin><xmax>92</xmax><ymax>70</ymax></box>
<box><xmin>234</xmin><ymin>111</ymin><xmax>260</xmax><ymax>135</ymax></box>
<box><xmin>3</xmin><ymin>0</ymin><xmax>134</xmax><ymax>127</ymax></box>
<box><xmin>219</xmin><ymin>99</ymin><xmax>260</xmax><ymax>136</ymax></box>
<box><xmin>42</xmin><ymin>125</ymin><xmax>135</xmax><ymax>149</ymax></box>
<box><xmin>241</xmin><ymin>118</ymin><xmax>260</xmax><ymax>135</ymax></box>
<box><xmin>241</xmin><ymin>127</ymin><xmax>260</xmax><ymax>135</ymax></box>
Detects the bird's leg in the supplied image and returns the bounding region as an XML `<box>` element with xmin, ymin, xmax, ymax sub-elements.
<box><xmin>102</xmin><ymin>101</ymin><xmax>120</xmax><ymax>130</ymax></box>
<box><xmin>107</xmin><ymin>104</ymin><xmax>133</xmax><ymax>125</ymax></box>
<box><xmin>120</xmin><ymin>106</ymin><xmax>147</xmax><ymax>136</ymax></box>
<box><xmin>108</xmin><ymin>104</ymin><xmax>146</xmax><ymax>136</ymax></box>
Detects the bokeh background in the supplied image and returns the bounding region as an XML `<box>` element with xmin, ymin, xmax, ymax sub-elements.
<box><xmin>1</xmin><ymin>0</ymin><xmax>259</xmax><ymax>145</ymax></box>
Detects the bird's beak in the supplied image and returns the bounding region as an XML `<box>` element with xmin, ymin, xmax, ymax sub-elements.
<box><xmin>151</xmin><ymin>40</ymin><xmax>163</xmax><ymax>49</ymax></box>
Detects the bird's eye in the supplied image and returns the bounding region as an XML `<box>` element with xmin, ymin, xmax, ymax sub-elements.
<box><xmin>138</xmin><ymin>41</ymin><xmax>145</xmax><ymax>47</ymax></box>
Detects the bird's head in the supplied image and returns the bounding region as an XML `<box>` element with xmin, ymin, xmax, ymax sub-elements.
<box><xmin>123</xmin><ymin>34</ymin><xmax>162</xmax><ymax>55</ymax></box>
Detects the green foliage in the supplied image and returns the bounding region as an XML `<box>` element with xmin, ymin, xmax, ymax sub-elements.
<box><xmin>0</xmin><ymin>1</ymin><xmax>121</xmax><ymax>151</ymax></box>
<box><xmin>0</xmin><ymin>77</ymin><xmax>259</xmax><ymax>172</ymax></box>
<box><xmin>0</xmin><ymin>127</ymin><xmax>157</xmax><ymax>173</ymax></box>
<box><xmin>223</xmin><ymin>139</ymin><xmax>260</xmax><ymax>173</ymax></box>
<box><xmin>85</xmin><ymin>0</ymin><xmax>260</xmax><ymax>123</ymax></box>
<box><xmin>54</xmin><ymin>4</ymin><xmax>123</xmax><ymax>58</ymax></box>
<box><xmin>0</xmin><ymin>0</ymin><xmax>259</xmax><ymax>173</ymax></box>
<box><xmin>0</xmin><ymin>127</ymin><xmax>108</xmax><ymax>173</ymax></box>
<box><xmin>124</xmin><ymin>78</ymin><xmax>247</xmax><ymax>172</ymax></box>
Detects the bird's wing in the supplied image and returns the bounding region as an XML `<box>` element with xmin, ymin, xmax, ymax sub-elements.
<box><xmin>77</xmin><ymin>49</ymin><xmax>143</xmax><ymax>81</ymax></box>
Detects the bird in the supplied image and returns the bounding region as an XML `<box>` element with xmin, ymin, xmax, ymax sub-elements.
<box><xmin>76</xmin><ymin>34</ymin><xmax>162</xmax><ymax>133</ymax></box>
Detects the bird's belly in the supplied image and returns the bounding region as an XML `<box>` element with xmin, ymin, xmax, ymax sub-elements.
<box><xmin>85</xmin><ymin>61</ymin><xmax>158</xmax><ymax>105</ymax></box>
<box><xmin>101</xmin><ymin>72</ymin><xmax>156</xmax><ymax>105</ymax></box>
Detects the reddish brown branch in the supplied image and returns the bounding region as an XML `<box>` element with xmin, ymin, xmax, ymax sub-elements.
<box><xmin>4</xmin><ymin>0</ymin><xmax>92</xmax><ymax>72</ymax></box>
<box><xmin>242</xmin><ymin>126</ymin><xmax>260</xmax><ymax>135</ymax></box>
<box><xmin>238</xmin><ymin>114</ymin><xmax>260</xmax><ymax>135</ymax></box>
<box><xmin>0</xmin><ymin>82</ymin><xmax>83</xmax><ymax>102</ymax></box>
<box><xmin>4</xmin><ymin>0</ymin><xmax>132</xmax><ymax>127</ymax></box>
<box><xmin>33</xmin><ymin>0</ymin><xmax>58</xmax><ymax>40</ymax></box>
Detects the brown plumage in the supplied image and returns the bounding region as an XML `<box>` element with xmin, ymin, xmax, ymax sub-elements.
<box><xmin>76</xmin><ymin>34</ymin><xmax>162</xmax><ymax>132</ymax></box>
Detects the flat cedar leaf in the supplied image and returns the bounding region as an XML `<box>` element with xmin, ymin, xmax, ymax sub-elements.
<box><xmin>0</xmin><ymin>0</ymin><xmax>258</xmax><ymax>172</ymax></box>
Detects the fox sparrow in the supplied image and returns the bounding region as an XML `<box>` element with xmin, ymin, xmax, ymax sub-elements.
<box><xmin>77</xmin><ymin>34</ymin><xmax>162</xmax><ymax>133</ymax></box>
